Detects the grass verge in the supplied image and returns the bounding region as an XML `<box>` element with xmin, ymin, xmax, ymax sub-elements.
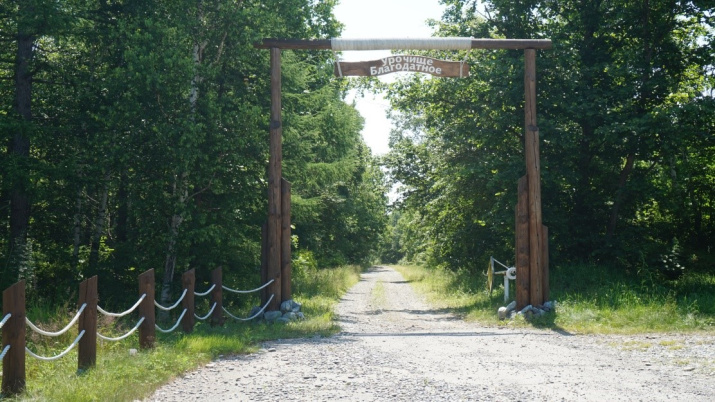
<box><xmin>10</xmin><ymin>264</ymin><xmax>362</xmax><ymax>401</ymax></box>
<box><xmin>392</xmin><ymin>263</ymin><xmax>715</xmax><ymax>334</ymax></box>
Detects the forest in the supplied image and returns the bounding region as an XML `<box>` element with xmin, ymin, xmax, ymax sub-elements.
<box><xmin>381</xmin><ymin>0</ymin><xmax>715</xmax><ymax>281</ymax></box>
<box><xmin>1</xmin><ymin>0</ymin><xmax>387</xmax><ymax>306</ymax></box>
<box><xmin>2</xmin><ymin>0</ymin><xmax>714</xmax><ymax>309</ymax></box>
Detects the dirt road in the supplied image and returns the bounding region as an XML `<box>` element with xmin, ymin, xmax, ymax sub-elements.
<box><xmin>149</xmin><ymin>266</ymin><xmax>714</xmax><ymax>401</ymax></box>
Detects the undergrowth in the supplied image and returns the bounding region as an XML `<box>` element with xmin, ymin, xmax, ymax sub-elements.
<box><xmin>4</xmin><ymin>264</ymin><xmax>363</xmax><ymax>401</ymax></box>
<box><xmin>392</xmin><ymin>263</ymin><xmax>715</xmax><ymax>334</ymax></box>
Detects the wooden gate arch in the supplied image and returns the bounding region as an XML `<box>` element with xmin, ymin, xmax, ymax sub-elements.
<box><xmin>254</xmin><ymin>37</ymin><xmax>552</xmax><ymax>311</ymax></box>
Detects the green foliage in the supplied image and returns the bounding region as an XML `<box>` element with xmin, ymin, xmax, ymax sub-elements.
<box><xmin>383</xmin><ymin>0</ymin><xmax>715</xmax><ymax>278</ymax></box>
<box><xmin>14</xmin><ymin>262</ymin><xmax>362</xmax><ymax>401</ymax></box>
<box><xmin>394</xmin><ymin>262</ymin><xmax>715</xmax><ymax>334</ymax></box>
<box><xmin>1</xmin><ymin>0</ymin><xmax>387</xmax><ymax>307</ymax></box>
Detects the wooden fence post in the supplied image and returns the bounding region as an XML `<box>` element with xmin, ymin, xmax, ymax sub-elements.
<box><xmin>78</xmin><ymin>276</ymin><xmax>98</xmax><ymax>371</ymax></box>
<box><xmin>210</xmin><ymin>267</ymin><xmax>224</xmax><ymax>327</ymax></box>
<box><xmin>138</xmin><ymin>269</ymin><xmax>155</xmax><ymax>349</ymax></box>
<box><xmin>266</xmin><ymin>47</ymin><xmax>283</xmax><ymax>312</ymax></box>
<box><xmin>261</xmin><ymin>223</ymin><xmax>268</xmax><ymax>305</ymax></box>
<box><xmin>515</xmin><ymin>176</ymin><xmax>530</xmax><ymax>310</ymax></box>
<box><xmin>182</xmin><ymin>269</ymin><xmax>195</xmax><ymax>333</ymax></box>
<box><xmin>2</xmin><ymin>280</ymin><xmax>26</xmax><ymax>395</ymax></box>
<box><xmin>542</xmin><ymin>225</ymin><xmax>550</xmax><ymax>302</ymax></box>
<box><xmin>524</xmin><ymin>48</ymin><xmax>544</xmax><ymax>307</ymax></box>
<box><xmin>281</xmin><ymin>178</ymin><xmax>292</xmax><ymax>302</ymax></box>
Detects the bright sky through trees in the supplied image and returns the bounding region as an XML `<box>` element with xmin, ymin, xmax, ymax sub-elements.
<box><xmin>332</xmin><ymin>0</ymin><xmax>446</xmax><ymax>155</ymax></box>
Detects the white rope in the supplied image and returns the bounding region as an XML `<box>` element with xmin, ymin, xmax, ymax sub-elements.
<box><xmin>223</xmin><ymin>294</ymin><xmax>274</xmax><ymax>322</ymax></box>
<box><xmin>154</xmin><ymin>289</ymin><xmax>187</xmax><ymax>311</ymax></box>
<box><xmin>0</xmin><ymin>344</ymin><xmax>10</xmax><ymax>360</ymax></box>
<box><xmin>97</xmin><ymin>317</ymin><xmax>145</xmax><ymax>342</ymax></box>
<box><xmin>97</xmin><ymin>294</ymin><xmax>146</xmax><ymax>318</ymax></box>
<box><xmin>222</xmin><ymin>279</ymin><xmax>274</xmax><ymax>295</ymax></box>
<box><xmin>460</xmin><ymin>49</ymin><xmax>471</xmax><ymax>78</ymax></box>
<box><xmin>333</xmin><ymin>51</ymin><xmax>343</xmax><ymax>78</ymax></box>
<box><xmin>194</xmin><ymin>284</ymin><xmax>216</xmax><ymax>297</ymax></box>
<box><xmin>194</xmin><ymin>302</ymin><xmax>217</xmax><ymax>321</ymax></box>
<box><xmin>155</xmin><ymin>308</ymin><xmax>187</xmax><ymax>334</ymax></box>
<box><xmin>26</xmin><ymin>304</ymin><xmax>87</xmax><ymax>337</ymax></box>
<box><xmin>25</xmin><ymin>330</ymin><xmax>85</xmax><ymax>362</ymax></box>
<box><xmin>331</xmin><ymin>37</ymin><xmax>473</xmax><ymax>51</ymax></box>
<box><xmin>492</xmin><ymin>257</ymin><xmax>511</xmax><ymax>271</ymax></box>
<box><xmin>0</xmin><ymin>313</ymin><xmax>11</xmax><ymax>329</ymax></box>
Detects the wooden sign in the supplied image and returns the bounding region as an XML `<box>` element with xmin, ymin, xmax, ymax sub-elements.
<box><xmin>335</xmin><ymin>55</ymin><xmax>469</xmax><ymax>77</ymax></box>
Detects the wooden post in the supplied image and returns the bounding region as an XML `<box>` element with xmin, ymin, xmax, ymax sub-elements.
<box><xmin>2</xmin><ymin>280</ymin><xmax>26</xmax><ymax>395</ymax></box>
<box><xmin>281</xmin><ymin>178</ymin><xmax>292</xmax><ymax>302</ymax></box>
<box><xmin>260</xmin><ymin>223</ymin><xmax>268</xmax><ymax>305</ymax></box>
<box><xmin>524</xmin><ymin>49</ymin><xmax>544</xmax><ymax>307</ymax></box>
<box><xmin>210</xmin><ymin>267</ymin><xmax>224</xmax><ymax>327</ymax></box>
<box><xmin>542</xmin><ymin>225</ymin><xmax>550</xmax><ymax>302</ymax></box>
<box><xmin>515</xmin><ymin>176</ymin><xmax>530</xmax><ymax>310</ymax></box>
<box><xmin>138</xmin><ymin>269</ymin><xmax>155</xmax><ymax>349</ymax></box>
<box><xmin>266</xmin><ymin>47</ymin><xmax>282</xmax><ymax>311</ymax></box>
<box><xmin>77</xmin><ymin>276</ymin><xmax>98</xmax><ymax>371</ymax></box>
<box><xmin>181</xmin><ymin>269</ymin><xmax>195</xmax><ymax>333</ymax></box>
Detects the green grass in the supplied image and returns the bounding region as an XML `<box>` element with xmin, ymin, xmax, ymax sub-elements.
<box><xmin>8</xmin><ymin>264</ymin><xmax>363</xmax><ymax>401</ymax></box>
<box><xmin>392</xmin><ymin>263</ymin><xmax>715</xmax><ymax>334</ymax></box>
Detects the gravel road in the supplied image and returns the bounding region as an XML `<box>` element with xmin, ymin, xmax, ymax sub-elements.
<box><xmin>148</xmin><ymin>266</ymin><xmax>714</xmax><ymax>401</ymax></box>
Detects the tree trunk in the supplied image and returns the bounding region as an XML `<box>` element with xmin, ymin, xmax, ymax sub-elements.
<box><xmin>88</xmin><ymin>171</ymin><xmax>111</xmax><ymax>276</ymax></box>
<box><xmin>160</xmin><ymin>174</ymin><xmax>187</xmax><ymax>306</ymax></box>
<box><xmin>605</xmin><ymin>153</ymin><xmax>635</xmax><ymax>242</ymax></box>
<box><xmin>72</xmin><ymin>185</ymin><xmax>83</xmax><ymax>270</ymax></box>
<box><xmin>5</xmin><ymin>8</ymin><xmax>34</xmax><ymax>288</ymax></box>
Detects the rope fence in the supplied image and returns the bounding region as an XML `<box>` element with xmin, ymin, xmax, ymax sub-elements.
<box><xmin>0</xmin><ymin>269</ymin><xmax>278</xmax><ymax>396</ymax></box>
<box><xmin>0</xmin><ymin>344</ymin><xmax>10</xmax><ymax>360</ymax></box>
<box><xmin>98</xmin><ymin>294</ymin><xmax>146</xmax><ymax>318</ymax></box>
<box><xmin>26</xmin><ymin>304</ymin><xmax>87</xmax><ymax>337</ymax></box>
<box><xmin>154</xmin><ymin>289</ymin><xmax>187</xmax><ymax>311</ymax></box>
<box><xmin>194</xmin><ymin>302</ymin><xmax>217</xmax><ymax>321</ymax></box>
<box><xmin>155</xmin><ymin>309</ymin><xmax>187</xmax><ymax>334</ymax></box>
<box><xmin>223</xmin><ymin>294</ymin><xmax>274</xmax><ymax>322</ymax></box>
<box><xmin>194</xmin><ymin>284</ymin><xmax>216</xmax><ymax>297</ymax></box>
<box><xmin>222</xmin><ymin>278</ymin><xmax>274</xmax><ymax>294</ymax></box>
<box><xmin>0</xmin><ymin>313</ymin><xmax>11</xmax><ymax>329</ymax></box>
<box><xmin>25</xmin><ymin>330</ymin><xmax>85</xmax><ymax>362</ymax></box>
<box><xmin>97</xmin><ymin>317</ymin><xmax>145</xmax><ymax>342</ymax></box>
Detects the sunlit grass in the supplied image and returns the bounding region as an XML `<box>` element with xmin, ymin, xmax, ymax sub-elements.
<box><xmin>9</xmin><ymin>264</ymin><xmax>363</xmax><ymax>401</ymax></box>
<box><xmin>391</xmin><ymin>263</ymin><xmax>715</xmax><ymax>334</ymax></box>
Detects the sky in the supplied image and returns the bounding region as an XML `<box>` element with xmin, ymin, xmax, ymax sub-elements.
<box><xmin>332</xmin><ymin>0</ymin><xmax>447</xmax><ymax>155</ymax></box>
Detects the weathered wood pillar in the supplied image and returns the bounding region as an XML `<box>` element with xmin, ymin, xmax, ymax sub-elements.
<box><xmin>181</xmin><ymin>269</ymin><xmax>195</xmax><ymax>333</ymax></box>
<box><xmin>281</xmin><ymin>178</ymin><xmax>292</xmax><ymax>302</ymax></box>
<box><xmin>266</xmin><ymin>47</ymin><xmax>282</xmax><ymax>310</ymax></box>
<box><xmin>524</xmin><ymin>48</ymin><xmax>544</xmax><ymax>307</ymax></box>
<box><xmin>515</xmin><ymin>176</ymin><xmax>531</xmax><ymax>309</ymax></box>
<box><xmin>542</xmin><ymin>225</ymin><xmax>550</xmax><ymax>302</ymax></box>
<box><xmin>210</xmin><ymin>267</ymin><xmax>224</xmax><ymax>327</ymax></box>
<box><xmin>78</xmin><ymin>276</ymin><xmax>98</xmax><ymax>370</ymax></box>
<box><xmin>138</xmin><ymin>269</ymin><xmax>155</xmax><ymax>349</ymax></box>
<box><xmin>2</xmin><ymin>280</ymin><xmax>26</xmax><ymax>395</ymax></box>
<box><xmin>261</xmin><ymin>223</ymin><xmax>268</xmax><ymax>305</ymax></box>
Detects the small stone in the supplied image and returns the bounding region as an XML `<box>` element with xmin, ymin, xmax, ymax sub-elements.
<box><xmin>276</xmin><ymin>317</ymin><xmax>291</xmax><ymax>324</ymax></box>
<box><xmin>267</xmin><ymin>348</ymin><xmax>276</xmax><ymax>352</ymax></box>
<box><xmin>129</xmin><ymin>348</ymin><xmax>138</xmax><ymax>356</ymax></box>
<box><xmin>543</xmin><ymin>301</ymin><xmax>556</xmax><ymax>311</ymax></box>
<box><xmin>519</xmin><ymin>305</ymin><xmax>533</xmax><ymax>315</ymax></box>
<box><xmin>498</xmin><ymin>307</ymin><xmax>508</xmax><ymax>320</ymax></box>
<box><xmin>683</xmin><ymin>367</ymin><xmax>695</xmax><ymax>372</ymax></box>
<box><xmin>264</xmin><ymin>311</ymin><xmax>282</xmax><ymax>322</ymax></box>
<box><xmin>248</xmin><ymin>306</ymin><xmax>263</xmax><ymax>320</ymax></box>
<box><xmin>297</xmin><ymin>312</ymin><xmax>306</xmax><ymax>320</ymax></box>
<box><xmin>280</xmin><ymin>300</ymin><xmax>293</xmax><ymax>313</ymax></box>
<box><xmin>291</xmin><ymin>301</ymin><xmax>302</xmax><ymax>312</ymax></box>
<box><xmin>284</xmin><ymin>312</ymin><xmax>297</xmax><ymax>321</ymax></box>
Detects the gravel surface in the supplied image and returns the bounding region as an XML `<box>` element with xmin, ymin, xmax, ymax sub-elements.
<box><xmin>148</xmin><ymin>266</ymin><xmax>714</xmax><ymax>401</ymax></box>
